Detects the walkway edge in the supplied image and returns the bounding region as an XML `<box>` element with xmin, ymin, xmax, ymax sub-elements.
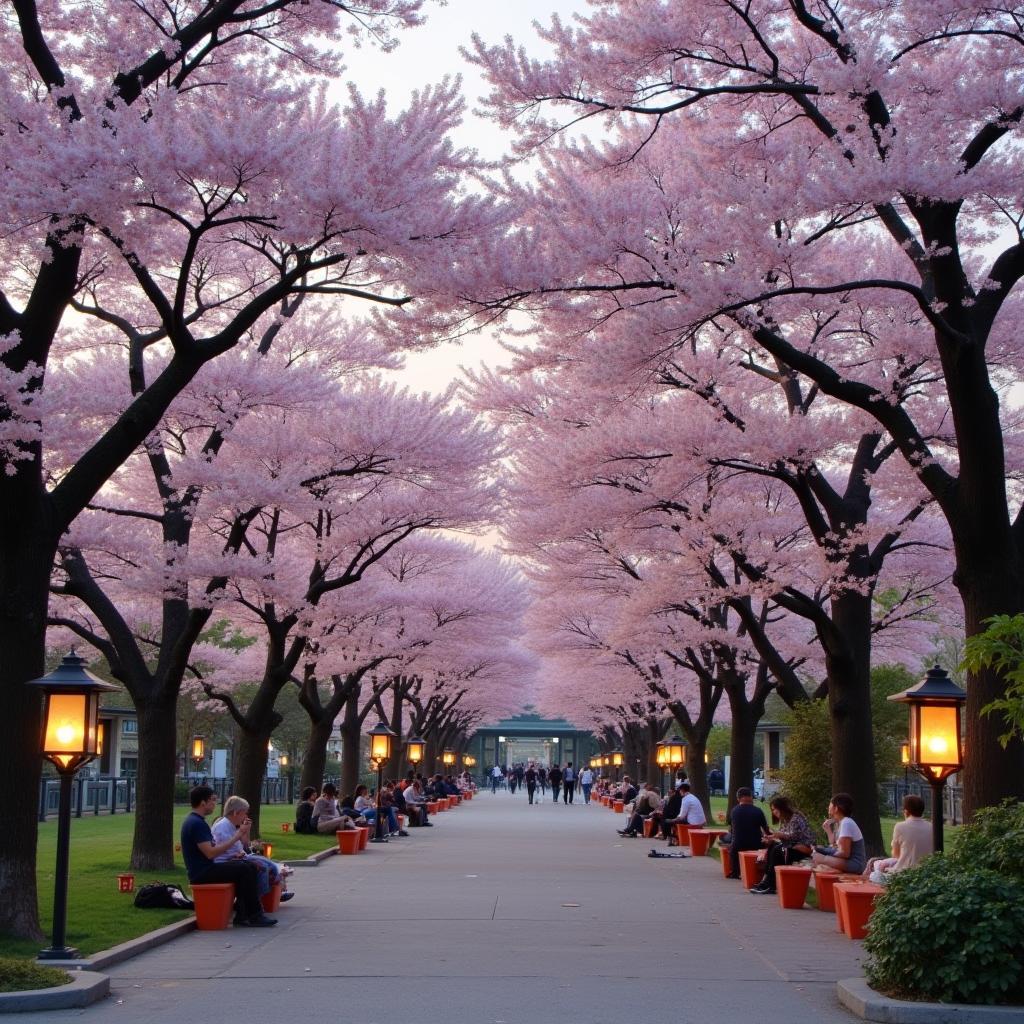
<box><xmin>0</xmin><ymin>971</ymin><xmax>109</xmax><ymax>1013</ymax></box>
<box><xmin>837</xmin><ymin>978</ymin><xmax>1024</xmax><ymax>1022</ymax></box>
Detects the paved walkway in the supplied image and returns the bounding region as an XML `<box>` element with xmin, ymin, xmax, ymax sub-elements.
<box><xmin>31</xmin><ymin>793</ymin><xmax>865</xmax><ymax>1023</ymax></box>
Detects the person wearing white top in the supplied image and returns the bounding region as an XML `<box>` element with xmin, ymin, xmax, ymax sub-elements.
<box><xmin>580</xmin><ymin>767</ymin><xmax>594</xmax><ymax>804</ymax></box>
<box><xmin>864</xmin><ymin>794</ymin><xmax>934</xmax><ymax>883</ymax></box>
<box><xmin>664</xmin><ymin>781</ymin><xmax>707</xmax><ymax>834</ymax></box>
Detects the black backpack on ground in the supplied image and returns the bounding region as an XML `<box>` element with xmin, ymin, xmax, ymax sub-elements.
<box><xmin>134</xmin><ymin>882</ymin><xmax>194</xmax><ymax>910</ymax></box>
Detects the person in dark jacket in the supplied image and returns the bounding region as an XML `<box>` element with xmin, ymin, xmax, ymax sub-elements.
<box><xmin>548</xmin><ymin>765</ymin><xmax>562</xmax><ymax>803</ymax></box>
<box><xmin>653</xmin><ymin>783</ymin><xmax>684</xmax><ymax>839</ymax></box>
<box><xmin>721</xmin><ymin>787</ymin><xmax>769</xmax><ymax>878</ymax></box>
<box><xmin>525</xmin><ymin>764</ymin><xmax>538</xmax><ymax>803</ymax></box>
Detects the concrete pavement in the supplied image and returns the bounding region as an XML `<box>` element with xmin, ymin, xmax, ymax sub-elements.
<box><xmin>25</xmin><ymin>792</ymin><xmax>865</xmax><ymax>1023</ymax></box>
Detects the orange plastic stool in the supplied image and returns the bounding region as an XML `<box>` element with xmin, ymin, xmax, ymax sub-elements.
<box><xmin>720</xmin><ymin>847</ymin><xmax>735</xmax><ymax>878</ymax></box>
<box><xmin>739</xmin><ymin>850</ymin><xmax>766</xmax><ymax>889</ymax></box>
<box><xmin>813</xmin><ymin>869</ymin><xmax>842</xmax><ymax>912</ymax></box>
<box><xmin>835</xmin><ymin>882</ymin><xmax>884</xmax><ymax>939</ymax></box>
<box><xmin>613</xmin><ymin>800</ymin><xmax>624</xmax><ymax>813</ymax></box>
<box><xmin>336</xmin><ymin>829</ymin><xmax>360</xmax><ymax>854</ymax></box>
<box><xmin>776</xmin><ymin>865</ymin><xmax>813</xmax><ymax>909</ymax></box>
<box><xmin>356</xmin><ymin>825</ymin><xmax>369</xmax><ymax>850</ymax></box>
<box><xmin>426</xmin><ymin>801</ymin><xmax>439</xmax><ymax>814</ymax></box>
<box><xmin>674</xmin><ymin>823</ymin><xmax>693</xmax><ymax>848</ymax></box>
<box><xmin>689</xmin><ymin>830</ymin><xmax>712</xmax><ymax>856</ymax></box>
<box><xmin>192</xmin><ymin>883</ymin><xmax>235</xmax><ymax>930</ymax></box>
<box><xmin>261</xmin><ymin>880</ymin><xmax>282</xmax><ymax>913</ymax></box>
<box><xmin>642</xmin><ymin>818</ymin><xmax>657</xmax><ymax>838</ymax></box>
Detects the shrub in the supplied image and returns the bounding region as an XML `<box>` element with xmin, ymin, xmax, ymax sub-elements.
<box><xmin>0</xmin><ymin>958</ymin><xmax>71</xmax><ymax>993</ymax></box>
<box><xmin>863</xmin><ymin>856</ymin><xmax>1024</xmax><ymax>1005</ymax></box>
<box><xmin>776</xmin><ymin>697</ymin><xmax>831</xmax><ymax>829</ymax></box>
<box><xmin>948</xmin><ymin>800</ymin><xmax>1024</xmax><ymax>882</ymax></box>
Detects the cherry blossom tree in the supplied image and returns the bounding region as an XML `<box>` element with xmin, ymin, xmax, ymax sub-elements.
<box><xmin>1</xmin><ymin>0</ymin><xmax>498</xmax><ymax>937</ymax></box>
<box><xmin>467</xmin><ymin>0</ymin><xmax>1024</xmax><ymax>813</ymax></box>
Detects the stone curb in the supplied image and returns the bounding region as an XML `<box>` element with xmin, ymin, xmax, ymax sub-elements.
<box><xmin>838</xmin><ymin>978</ymin><xmax>1024</xmax><ymax>1022</ymax></box>
<box><xmin>284</xmin><ymin>845</ymin><xmax>338</xmax><ymax>867</ymax></box>
<box><xmin>0</xmin><ymin>970</ymin><xmax>109</xmax><ymax>1013</ymax></box>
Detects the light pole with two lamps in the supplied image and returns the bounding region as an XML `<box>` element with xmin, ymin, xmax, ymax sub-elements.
<box><xmin>28</xmin><ymin>651</ymin><xmax>118</xmax><ymax>960</ymax></box>
<box><xmin>888</xmin><ymin>666</ymin><xmax>967</xmax><ymax>853</ymax></box>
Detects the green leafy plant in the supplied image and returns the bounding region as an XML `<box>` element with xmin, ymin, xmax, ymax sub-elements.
<box><xmin>0</xmin><ymin>958</ymin><xmax>71</xmax><ymax>993</ymax></box>
<box><xmin>962</xmin><ymin>613</ymin><xmax>1024</xmax><ymax>746</ymax></box>
<box><xmin>948</xmin><ymin>800</ymin><xmax>1024</xmax><ymax>882</ymax></box>
<box><xmin>864</xmin><ymin>857</ymin><xmax>1024</xmax><ymax>1005</ymax></box>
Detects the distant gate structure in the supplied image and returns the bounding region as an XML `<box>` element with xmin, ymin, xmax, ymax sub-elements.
<box><xmin>469</xmin><ymin>712</ymin><xmax>597</xmax><ymax>772</ymax></box>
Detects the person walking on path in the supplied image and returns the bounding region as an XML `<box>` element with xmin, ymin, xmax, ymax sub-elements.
<box><xmin>537</xmin><ymin>765</ymin><xmax>547</xmax><ymax>801</ymax></box>
<box><xmin>580</xmin><ymin>765</ymin><xmax>594</xmax><ymax>804</ymax></box>
<box><xmin>525</xmin><ymin>764</ymin><xmax>538</xmax><ymax>804</ymax></box>
<box><xmin>491</xmin><ymin>764</ymin><xmax>502</xmax><ymax>794</ymax></box>
<box><xmin>562</xmin><ymin>762</ymin><xmax>576</xmax><ymax>804</ymax></box>
<box><xmin>549</xmin><ymin>764</ymin><xmax>562</xmax><ymax>804</ymax></box>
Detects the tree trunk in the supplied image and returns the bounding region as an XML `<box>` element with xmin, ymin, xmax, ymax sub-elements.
<box><xmin>0</xmin><ymin>522</ymin><xmax>50</xmax><ymax>939</ymax></box>
<box><xmin>727</xmin><ymin>699</ymin><xmax>758</xmax><ymax>818</ymax></box>
<box><xmin>686</xmin><ymin>739</ymin><xmax>710</xmax><ymax>820</ymax></box>
<box><xmin>958</xmin><ymin>563</ymin><xmax>1024</xmax><ymax>815</ymax></box>
<box><xmin>385</xmin><ymin>686</ymin><xmax>403</xmax><ymax>779</ymax></box>
<box><xmin>300</xmin><ymin>716</ymin><xmax>334</xmax><ymax>794</ymax></box>
<box><xmin>825</xmin><ymin>592</ymin><xmax>883</xmax><ymax>856</ymax></box>
<box><xmin>130</xmin><ymin>694</ymin><xmax>179</xmax><ymax>870</ymax></box>
<box><xmin>339</xmin><ymin>698</ymin><xmax>361</xmax><ymax>797</ymax></box>
<box><xmin>234</xmin><ymin>727</ymin><xmax>272</xmax><ymax>837</ymax></box>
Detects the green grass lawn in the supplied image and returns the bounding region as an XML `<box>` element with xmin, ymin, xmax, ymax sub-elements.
<box><xmin>0</xmin><ymin>804</ymin><xmax>331</xmax><ymax>961</ymax></box>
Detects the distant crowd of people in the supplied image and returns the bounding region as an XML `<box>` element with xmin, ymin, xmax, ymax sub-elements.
<box><xmin>490</xmin><ymin>761</ymin><xmax>588</xmax><ymax>803</ymax></box>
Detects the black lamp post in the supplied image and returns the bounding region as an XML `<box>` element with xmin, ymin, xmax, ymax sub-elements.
<box><xmin>610</xmin><ymin>750</ymin><xmax>624</xmax><ymax>783</ymax></box>
<box><xmin>190</xmin><ymin>735</ymin><xmax>205</xmax><ymax>775</ymax></box>
<box><xmin>27</xmin><ymin>651</ymin><xmax>117</xmax><ymax>960</ymax></box>
<box><xmin>888</xmin><ymin>666</ymin><xmax>967</xmax><ymax>853</ymax></box>
<box><xmin>367</xmin><ymin>720</ymin><xmax>396</xmax><ymax>843</ymax></box>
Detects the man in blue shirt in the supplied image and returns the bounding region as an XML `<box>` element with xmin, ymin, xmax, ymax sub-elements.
<box><xmin>180</xmin><ymin>785</ymin><xmax>276</xmax><ymax>927</ymax></box>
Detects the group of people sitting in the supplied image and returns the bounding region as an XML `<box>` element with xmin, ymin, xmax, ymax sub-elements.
<box><xmin>615</xmin><ymin>777</ymin><xmax>708</xmax><ymax>841</ymax></box>
<box><xmin>180</xmin><ymin>784</ymin><xmax>295</xmax><ymax>928</ymax></box>
<box><xmin>294</xmin><ymin>772</ymin><xmax>475</xmax><ymax>835</ymax></box>
<box><xmin>611</xmin><ymin>778</ymin><xmax>934</xmax><ymax>898</ymax></box>
<box><xmin>721</xmin><ymin>789</ymin><xmax>932</xmax><ymax>895</ymax></box>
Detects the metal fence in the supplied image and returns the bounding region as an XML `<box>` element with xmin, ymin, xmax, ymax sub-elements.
<box><xmin>880</xmin><ymin>778</ymin><xmax>963</xmax><ymax>825</ymax></box>
<box><xmin>38</xmin><ymin>774</ymin><xmax>292</xmax><ymax>820</ymax></box>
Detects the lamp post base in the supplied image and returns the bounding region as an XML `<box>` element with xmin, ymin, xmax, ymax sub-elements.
<box><xmin>38</xmin><ymin>946</ymin><xmax>80</xmax><ymax>961</ymax></box>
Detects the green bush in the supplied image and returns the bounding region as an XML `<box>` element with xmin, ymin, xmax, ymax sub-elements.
<box><xmin>948</xmin><ymin>800</ymin><xmax>1024</xmax><ymax>882</ymax></box>
<box><xmin>864</xmin><ymin>857</ymin><xmax>1024</xmax><ymax>1005</ymax></box>
<box><xmin>776</xmin><ymin>697</ymin><xmax>831</xmax><ymax>829</ymax></box>
<box><xmin>0</xmin><ymin>958</ymin><xmax>71</xmax><ymax>993</ymax></box>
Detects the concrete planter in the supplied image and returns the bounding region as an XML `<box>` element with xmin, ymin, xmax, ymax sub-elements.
<box><xmin>838</xmin><ymin>978</ymin><xmax>1024</xmax><ymax>1023</ymax></box>
<box><xmin>0</xmin><ymin>971</ymin><xmax>109</xmax><ymax>1013</ymax></box>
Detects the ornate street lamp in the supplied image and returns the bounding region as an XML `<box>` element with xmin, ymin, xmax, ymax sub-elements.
<box><xmin>610</xmin><ymin>750</ymin><xmax>624</xmax><ymax>782</ymax></box>
<box><xmin>441</xmin><ymin>748</ymin><xmax>456</xmax><ymax>768</ymax></box>
<box><xmin>190</xmin><ymin>735</ymin><xmax>205</xmax><ymax>772</ymax></box>
<box><xmin>656</xmin><ymin>735</ymin><xmax>687</xmax><ymax>791</ymax></box>
<box><xmin>367</xmin><ymin>720</ymin><xmax>396</xmax><ymax>843</ymax></box>
<box><xmin>888</xmin><ymin>666</ymin><xmax>967</xmax><ymax>852</ymax></box>
<box><xmin>27</xmin><ymin>651</ymin><xmax>117</xmax><ymax>959</ymax></box>
<box><xmin>406</xmin><ymin>736</ymin><xmax>426</xmax><ymax>771</ymax></box>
